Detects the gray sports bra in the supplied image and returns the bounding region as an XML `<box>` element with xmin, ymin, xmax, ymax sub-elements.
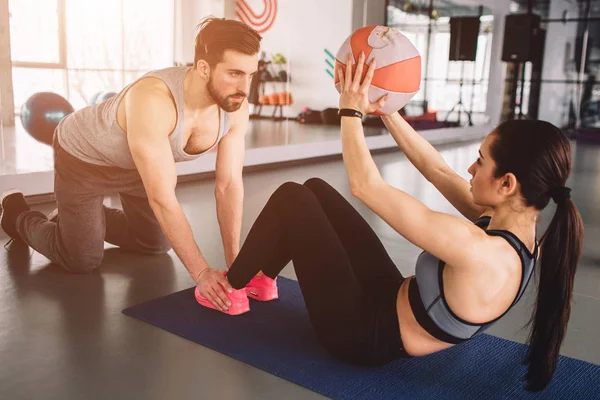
<box><xmin>408</xmin><ymin>216</ymin><xmax>538</xmax><ymax>344</ymax></box>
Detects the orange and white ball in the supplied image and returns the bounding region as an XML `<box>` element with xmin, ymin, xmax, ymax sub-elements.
<box><xmin>335</xmin><ymin>25</ymin><xmax>421</xmax><ymax>115</ymax></box>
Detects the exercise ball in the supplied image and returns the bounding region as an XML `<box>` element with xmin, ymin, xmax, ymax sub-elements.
<box><xmin>88</xmin><ymin>91</ymin><xmax>101</xmax><ymax>105</ymax></box>
<box><xmin>20</xmin><ymin>92</ymin><xmax>74</xmax><ymax>145</ymax></box>
<box><xmin>335</xmin><ymin>25</ymin><xmax>421</xmax><ymax>115</ymax></box>
<box><xmin>95</xmin><ymin>91</ymin><xmax>116</xmax><ymax>104</ymax></box>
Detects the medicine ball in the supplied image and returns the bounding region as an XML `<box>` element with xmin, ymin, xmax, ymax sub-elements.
<box><xmin>335</xmin><ymin>26</ymin><xmax>421</xmax><ymax>115</ymax></box>
<box><xmin>20</xmin><ymin>92</ymin><xmax>74</xmax><ymax>145</ymax></box>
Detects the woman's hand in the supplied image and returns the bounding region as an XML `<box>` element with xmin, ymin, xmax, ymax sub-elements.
<box><xmin>338</xmin><ymin>52</ymin><xmax>387</xmax><ymax>115</ymax></box>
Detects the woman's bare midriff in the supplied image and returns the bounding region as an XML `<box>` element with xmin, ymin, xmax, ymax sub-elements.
<box><xmin>395</xmin><ymin>276</ymin><xmax>455</xmax><ymax>357</ymax></box>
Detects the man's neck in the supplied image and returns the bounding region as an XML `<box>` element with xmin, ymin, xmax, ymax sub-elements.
<box><xmin>184</xmin><ymin>69</ymin><xmax>216</xmax><ymax>111</ymax></box>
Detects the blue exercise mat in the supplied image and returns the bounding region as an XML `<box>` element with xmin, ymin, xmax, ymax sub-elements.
<box><xmin>123</xmin><ymin>277</ymin><xmax>600</xmax><ymax>399</ymax></box>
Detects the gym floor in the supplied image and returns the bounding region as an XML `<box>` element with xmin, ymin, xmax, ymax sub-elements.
<box><xmin>0</xmin><ymin>138</ymin><xmax>599</xmax><ymax>399</ymax></box>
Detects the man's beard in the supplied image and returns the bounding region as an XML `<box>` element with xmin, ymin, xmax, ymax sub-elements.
<box><xmin>207</xmin><ymin>77</ymin><xmax>246</xmax><ymax>112</ymax></box>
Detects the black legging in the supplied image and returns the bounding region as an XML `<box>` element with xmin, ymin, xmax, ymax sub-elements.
<box><xmin>227</xmin><ymin>178</ymin><xmax>408</xmax><ymax>365</ymax></box>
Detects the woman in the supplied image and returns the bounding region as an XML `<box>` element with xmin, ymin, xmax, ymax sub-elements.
<box><xmin>195</xmin><ymin>52</ymin><xmax>583</xmax><ymax>391</ymax></box>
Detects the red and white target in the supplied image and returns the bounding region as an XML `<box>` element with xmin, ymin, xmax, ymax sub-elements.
<box><xmin>235</xmin><ymin>0</ymin><xmax>278</xmax><ymax>34</ymax></box>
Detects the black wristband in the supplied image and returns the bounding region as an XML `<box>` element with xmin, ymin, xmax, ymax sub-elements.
<box><xmin>338</xmin><ymin>108</ymin><xmax>363</xmax><ymax>118</ymax></box>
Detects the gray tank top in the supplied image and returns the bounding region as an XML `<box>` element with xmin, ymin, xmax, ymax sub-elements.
<box><xmin>408</xmin><ymin>216</ymin><xmax>538</xmax><ymax>344</ymax></box>
<box><xmin>56</xmin><ymin>66</ymin><xmax>231</xmax><ymax>169</ymax></box>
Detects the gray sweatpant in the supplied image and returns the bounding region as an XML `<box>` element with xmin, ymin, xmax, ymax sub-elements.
<box><xmin>16</xmin><ymin>138</ymin><xmax>171</xmax><ymax>272</ymax></box>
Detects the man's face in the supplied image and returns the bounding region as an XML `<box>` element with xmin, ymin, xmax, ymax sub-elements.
<box><xmin>206</xmin><ymin>50</ymin><xmax>259</xmax><ymax>112</ymax></box>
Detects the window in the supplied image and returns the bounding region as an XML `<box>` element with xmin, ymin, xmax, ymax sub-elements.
<box><xmin>10</xmin><ymin>0</ymin><xmax>174</xmax><ymax>112</ymax></box>
<box><xmin>387</xmin><ymin>1</ymin><xmax>494</xmax><ymax>116</ymax></box>
<box><xmin>9</xmin><ymin>0</ymin><xmax>62</xmax><ymax>65</ymax></box>
<box><xmin>65</xmin><ymin>0</ymin><xmax>124</xmax><ymax>70</ymax></box>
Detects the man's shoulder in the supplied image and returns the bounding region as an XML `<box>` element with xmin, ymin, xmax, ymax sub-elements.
<box><xmin>124</xmin><ymin>77</ymin><xmax>176</xmax><ymax>119</ymax></box>
<box><xmin>129</xmin><ymin>76</ymin><xmax>172</xmax><ymax>99</ymax></box>
<box><xmin>122</xmin><ymin>78</ymin><xmax>177</xmax><ymax>135</ymax></box>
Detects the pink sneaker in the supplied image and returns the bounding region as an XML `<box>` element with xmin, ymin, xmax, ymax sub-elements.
<box><xmin>246</xmin><ymin>275</ymin><xmax>278</xmax><ymax>301</ymax></box>
<box><xmin>194</xmin><ymin>286</ymin><xmax>250</xmax><ymax>315</ymax></box>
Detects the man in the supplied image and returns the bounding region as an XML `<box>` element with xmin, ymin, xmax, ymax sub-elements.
<box><xmin>1</xmin><ymin>17</ymin><xmax>267</xmax><ymax>312</ymax></box>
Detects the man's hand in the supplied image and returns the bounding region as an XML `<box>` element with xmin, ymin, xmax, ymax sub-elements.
<box><xmin>195</xmin><ymin>268</ymin><xmax>234</xmax><ymax>311</ymax></box>
<box><xmin>125</xmin><ymin>78</ymin><xmax>217</xmax><ymax>286</ymax></box>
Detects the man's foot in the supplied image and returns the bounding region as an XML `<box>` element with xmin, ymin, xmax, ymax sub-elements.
<box><xmin>194</xmin><ymin>286</ymin><xmax>250</xmax><ymax>315</ymax></box>
<box><xmin>246</xmin><ymin>275</ymin><xmax>278</xmax><ymax>301</ymax></box>
<box><xmin>1</xmin><ymin>190</ymin><xmax>31</xmax><ymax>240</ymax></box>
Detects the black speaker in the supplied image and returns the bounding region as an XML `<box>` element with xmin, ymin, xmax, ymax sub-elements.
<box><xmin>449</xmin><ymin>17</ymin><xmax>480</xmax><ymax>61</ymax></box>
<box><xmin>502</xmin><ymin>13</ymin><xmax>541</xmax><ymax>62</ymax></box>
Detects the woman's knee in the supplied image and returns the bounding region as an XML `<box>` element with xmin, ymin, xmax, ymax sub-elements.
<box><xmin>303</xmin><ymin>178</ymin><xmax>336</xmax><ymax>195</ymax></box>
<box><xmin>273</xmin><ymin>181</ymin><xmax>311</xmax><ymax>200</ymax></box>
<box><xmin>303</xmin><ymin>177</ymin><xmax>327</xmax><ymax>188</ymax></box>
<box><xmin>268</xmin><ymin>182</ymin><xmax>322</xmax><ymax>216</ymax></box>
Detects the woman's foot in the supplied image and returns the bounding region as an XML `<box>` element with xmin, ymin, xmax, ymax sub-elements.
<box><xmin>194</xmin><ymin>286</ymin><xmax>250</xmax><ymax>315</ymax></box>
<box><xmin>246</xmin><ymin>275</ymin><xmax>279</xmax><ymax>301</ymax></box>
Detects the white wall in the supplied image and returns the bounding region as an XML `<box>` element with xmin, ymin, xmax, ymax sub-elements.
<box><xmin>538</xmin><ymin>0</ymin><xmax>580</xmax><ymax>127</ymax></box>
<box><xmin>0</xmin><ymin>0</ymin><xmax>15</xmax><ymax>127</ymax></box>
<box><xmin>174</xmin><ymin>0</ymin><xmax>227</xmax><ymax>66</ymax></box>
<box><xmin>239</xmin><ymin>0</ymin><xmax>353</xmax><ymax>117</ymax></box>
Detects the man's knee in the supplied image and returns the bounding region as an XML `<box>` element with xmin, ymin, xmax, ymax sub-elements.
<box><xmin>61</xmin><ymin>251</ymin><xmax>103</xmax><ymax>273</ymax></box>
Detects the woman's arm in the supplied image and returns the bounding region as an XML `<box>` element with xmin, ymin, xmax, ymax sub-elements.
<box><xmin>381</xmin><ymin>113</ymin><xmax>489</xmax><ymax>222</ymax></box>
<box><xmin>341</xmin><ymin>116</ymin><xmax>487</xmax><ymax>270</ymax></box>
<box><xmin>338</xmin><ymin>52</ymin><xmax>489</xmax><ymax>268</ymax></box>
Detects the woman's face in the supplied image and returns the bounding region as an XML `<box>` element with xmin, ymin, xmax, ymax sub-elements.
<box><xmin>467</xmin><ymin>133</ymin><xmax>505</xmax><ymax>207</ymax></box>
